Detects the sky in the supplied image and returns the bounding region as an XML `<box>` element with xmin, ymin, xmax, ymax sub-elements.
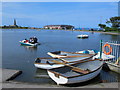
<box><xmin>1</xmin><ymin>2</ymin><xmax>118</xmax><ymax>28</ymax></box>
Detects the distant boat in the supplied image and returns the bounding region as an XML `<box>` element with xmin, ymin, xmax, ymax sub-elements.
<box><xmin>77</xmin><ymin>34</ymin><xmax>89</xmax><ymax>38</ymax></box>
<box><xmin>19</xmin><ymin>41</ymin><xmax>40</xmax><ymax>46</ymax></box>
<box><xmin>47</xmin><ymin>51</ymin><xmax>94</xmax><ymax>58</ymax></box>
<box><xmin>34</xmin><ymin>54</ymin><xmax>95</xmax><ymax>69</ymax></box>
<box><xmin>47</xmin><ymin>59</ymin><xmax>103</xmax><ymax>85</ymax></box>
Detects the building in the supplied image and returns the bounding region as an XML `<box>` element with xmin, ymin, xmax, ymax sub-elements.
<box><xmin>44</xmin><ymin>25</ymin><xmax>74</xmax><ymax>30</ymax></box>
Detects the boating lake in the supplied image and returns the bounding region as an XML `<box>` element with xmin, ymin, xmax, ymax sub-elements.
<box><xmin>1</xmin><ymin>29</ymin><xmax>120</xmax><ymax>86</ymax></box>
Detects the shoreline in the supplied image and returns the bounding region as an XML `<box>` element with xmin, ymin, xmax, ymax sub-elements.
<box><xmin>64</xmin><ymin>29</ymin><xmax>120</xmax><ymax>35</ymax></box>
<box><xmin>1</xmin><ymin>68</ymin><xmax>119</xmax><ymax>88</ymax></box>
<box><xmin>39</xmin><ymin>29</ymin><xmax>120</xmax><ymax>35</ymax></box>
<box><xmin>1</xmin><ymin>28</ymin><xmax>120</xmax><ymax>35</ymax></box>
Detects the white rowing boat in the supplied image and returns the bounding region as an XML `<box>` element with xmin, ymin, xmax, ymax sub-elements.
<box><xmin>34</xmin><ymin>54</ymin><xmax>95</xmax><ymax>69</ymax></box>
<box><xmin>47</xmin><ymin>51</ymin><xmax>94</xmax><ymax>58</ymax></box>
<box><xmin>77</xmin><ymin>50</ymin><xmax>115</xmax><ymax>60</ymax></box>
<box><xmin>47</xmin><ymin>59</ymin><xmax>103</xmax><ymax>85</ymax></box>
<box><xmin>48</xmin><ymin>50</ymin><xmax>115</xmax><ymax>60</ymax></box>
<box><xmin>77</xmin><ymin>34</ymin><xmax>89</xmax><ymax>38</ymax></box>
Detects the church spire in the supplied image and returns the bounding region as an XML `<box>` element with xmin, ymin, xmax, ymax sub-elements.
<box><xmin>14</xmin><ymin>19</ymin><xmax>16</xmax><ymax>25</ymax></box>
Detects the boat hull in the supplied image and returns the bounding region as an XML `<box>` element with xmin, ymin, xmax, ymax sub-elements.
<box><xmin>19</xmin><ymin>41</ymin><xmax>39</xmax><ymax>46</ymax></box>
<box><xmin>47</xmin><ymin>66</ymin><xmax>102</xmax><ymax>84</ymax></box>
<box><xmin>47</xmin><ymin>59</ymin><xmax>103</xmax><ymax>85</ymax></box>
<box><xmin>105</xmin><ymin>62</ymin><xmax>120</xmax><ymax>74</ymax></box>
<box><xmin>34</xmin><ymin>56</ymin><xmax>94</xmax><ymax>69</ymax></box>
<box><xmin>34</xmin><ymin>63</ymin><xmax>65</xmax><ymax>69</ymax></box>
<box><xmin>77</xmin><ymin>35</ymin><xmax>89</xmax><ymax>38</ymax></box>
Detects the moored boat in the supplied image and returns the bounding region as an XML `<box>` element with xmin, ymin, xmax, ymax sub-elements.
<box><xmin>47</xmin><ymin>51</ymin><xmax>94</xmax><ymax>58</ymax></box>
<box><xmin>47</xmin><ymin>59</ymin><xmax>103</xmax><ymax>85</ymax></box>
<box><xmin>19</xmin><ymin>41</ymin><xmax>40</xmax><ymax>46</ymax></box>
<box><xmin>47</xmin><ymin>50</ymin><xmax>115</xmax><ymax>60</ymax></box>
<box><xmin>77</xmin><ymin>34</ymin><xmax>89</xmax><ymax>38</ymax></box>
<box><xmin>76</xmin><ymin>50</ymin><xmax>115</xmax><ymax>60</ymax></box>
<box><xmin>34</xmin><ymin>54</ymin><xmax>95</xmax><ymax>69</ymax></box>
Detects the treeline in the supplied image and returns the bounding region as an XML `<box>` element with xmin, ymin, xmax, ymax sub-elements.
<box><xmin>0</xmin><ymin>27</ymin><xmax>40</xmax><ymax>29</ymax></box>
<box><xmin>98</xmin><ymin>16</ymin><xmax>120</xmax><ymax>32</ymax></box>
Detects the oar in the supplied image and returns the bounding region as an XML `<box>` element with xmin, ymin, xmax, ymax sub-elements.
<box><xmin>51</xmin><ymin>60</ymin><xmax>89</xmax><ymax>74</ymax></box>
<box><xmin>62</xmin><ymin>55</ymin><xmax>91</xmax><ymax>58</ymax></box>
<box><xmin>57</xmin><ymin>55</ymin><xmax>92</xmax><ymax>63</ymax></box>
<box><xmin>58</xmin><ymin>57</ymin><xmax>69</xmax><ymax>63</ymax></box>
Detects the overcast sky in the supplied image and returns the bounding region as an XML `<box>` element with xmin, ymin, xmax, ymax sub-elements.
<box><xmin>2</xmin><ymin>2</ymin><xmax>118</xmax><ymax>28</ymax></box>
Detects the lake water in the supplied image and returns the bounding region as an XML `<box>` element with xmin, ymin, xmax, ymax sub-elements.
<box><xmin>1</xmin><ymin>29</ymin><xmax>120</xmax><ymax>86</ymax></box>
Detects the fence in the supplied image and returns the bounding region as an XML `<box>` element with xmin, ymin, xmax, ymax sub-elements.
<box><xmin>100</xmin><ymin>40</ymin><xmax>120</xmax><ymax>64</ymax></box>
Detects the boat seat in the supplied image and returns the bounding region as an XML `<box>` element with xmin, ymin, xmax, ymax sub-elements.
<box><xmin>46</xmin><ymin>61</ymin><xmax>54</xmax><ymax>65</ymax></box>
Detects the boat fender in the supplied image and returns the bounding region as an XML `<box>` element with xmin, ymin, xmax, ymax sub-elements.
<box><xmin>103</xmin><ymin>43</ymin><xmax>112</xmax><ymax>55</ymax></box>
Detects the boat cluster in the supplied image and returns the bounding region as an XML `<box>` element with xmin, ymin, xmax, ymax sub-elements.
<box><xmin>19</xmin><ymin>38</ymin><xmax>116</xmax><ymax>85</ymax></box>
<box><xmin>34</xmin><ymin>50</ymin><xmax>115</xmax><ymax>85</ymax></box>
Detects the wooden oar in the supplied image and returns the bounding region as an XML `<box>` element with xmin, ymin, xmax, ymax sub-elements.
<box><xmin>58</xmin><ymin>57</ymin><xmax>70</xmax><ymax>63</ymax></box>
<box><xmin>51</xmin><ymin>60</ymin><xmax>89</xmax><ymax>74</ymax></box>
<box><xmin>57</xmin><ymin>55</ymin><xmax>92</xmax><ymax>63</ymax></box>
<box><xmin>62</xmin><ymin>55</ymin><xmax>91</xmax><ymax>58</ymax></box>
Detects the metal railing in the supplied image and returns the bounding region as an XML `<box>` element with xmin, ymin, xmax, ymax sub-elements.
<box><xmin>100</xmin><ymin>40</ymin><xmax>120</xmax><ymax>64</ymax></box>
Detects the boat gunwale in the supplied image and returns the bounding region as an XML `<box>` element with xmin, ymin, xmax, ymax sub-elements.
<box><xmin>34</xmin><ymin>55</ymin><xmax>97</xmax><ymax>65</ymax></box>
<box><xmin>48</xmin><ymin>51</ymin><xmax>95</xmax><ymax>56</ymax></box>
<box><xmin>105</xmin><ymin>62</ymin><xmax>120</xmax><ymax>68</ymax></box>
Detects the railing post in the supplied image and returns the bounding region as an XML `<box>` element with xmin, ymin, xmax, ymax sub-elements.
<box><xmin>100</xmin><ymin>40</ymin><xmax>103</xmax><ymax>59</ymax></box>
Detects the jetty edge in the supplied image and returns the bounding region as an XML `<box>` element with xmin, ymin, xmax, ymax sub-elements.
<box><xmin>1</xmin><ymin>68</ymin><xmax>22</xmax><ymax>82</ymax></box>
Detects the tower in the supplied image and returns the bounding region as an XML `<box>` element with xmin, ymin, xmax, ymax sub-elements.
<box><xmin>14</xmin><ymin>19</ymin><xmax>17</xmax><ymax>26</ymax></box>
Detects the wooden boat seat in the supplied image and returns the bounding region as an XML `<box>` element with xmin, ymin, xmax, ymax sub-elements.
<box><xmin>61</xmin><ymin>54</ymin><xmax>67</xmax><ymax>56</ymax></box>
<box><xmin>71</xmin><ymin>67</ymin><xmax>89</xmax><ymax>74</ymax></box>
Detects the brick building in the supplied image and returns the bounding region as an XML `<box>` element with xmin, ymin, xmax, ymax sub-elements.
<box><xmin>44</xmin><ymin>25</ymin><xmax>74</xmax><ymax>30</ymax></box>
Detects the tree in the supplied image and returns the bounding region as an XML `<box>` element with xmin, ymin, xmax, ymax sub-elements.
<box><xmin>98</xmin><ymin>24</ymin><xmax>106</xmax><ymax>28</ymax></box>
<box><xmin>106</xmin><ymin>16</ymin><xmax>120</xmax><ymax>28</ymax></box>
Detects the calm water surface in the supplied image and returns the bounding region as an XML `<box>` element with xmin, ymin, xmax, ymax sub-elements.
<box><xmin>2</xmin><ymin>29</ymin><xmax>120</xmax><ymax>86</ymax></box>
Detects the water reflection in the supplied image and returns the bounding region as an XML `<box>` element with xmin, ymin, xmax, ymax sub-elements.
<box><xmin>77</xmin><ymin>37</ymin><xmax>89</xmax><ymax>39</ymax></box>
<box><xmin>35</xmin><ymin>68</ymin><xmax>49</xmax><ymax>78</ymax></box>
<box><xmin>20</xmin><ymin>45</ymin><xmax>38</xmax><ymax>51</ymax></box>
<box><xmin>91</xmin><ymin>32</ymin><xmax>94</xmax><ymax>34</ymax></box>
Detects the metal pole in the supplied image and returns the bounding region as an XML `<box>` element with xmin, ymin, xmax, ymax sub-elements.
<box><xmin>100</xmin><ymin>40</ymin><xmax>103</xmax><ymax>59</ymax></box>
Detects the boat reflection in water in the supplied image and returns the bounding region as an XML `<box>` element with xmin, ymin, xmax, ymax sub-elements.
<box><xmin>35</xmin><ymin>68</ymin><xmax>49</xmax><ymax>78</ymax></box>
<box><xmin>20</xmin><ymin>44</ymin><xmax>38</xmax><ymax>51</ymax></box>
